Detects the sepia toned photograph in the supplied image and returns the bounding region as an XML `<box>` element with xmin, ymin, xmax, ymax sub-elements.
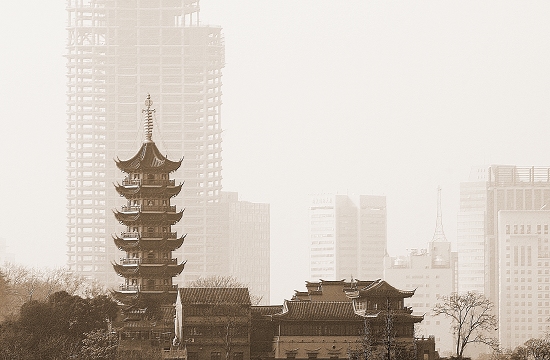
<box><xmin>1</xmin><ymin>1</ymin><xmax>550</xmax><ymax>359</ymax></box>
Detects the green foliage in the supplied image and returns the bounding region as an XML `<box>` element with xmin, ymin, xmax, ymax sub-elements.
<box><xmin>511</xmin><ymin>346</ymin><xmax>527</xmax><ymax>360</ymax></box>
<box><xmin>0</xmin><ymin>290</ymin><xmax>119</xmax><ymax>360</ymax></box>
<box><xmin>80</xmin><ymin>329</ymin><xmax>118</xmax><ymax>360</ymax></box>
<box><xmin>524</xmin><ymin>338</ymin><xmax>550</xmax><ymax>360</ymax></box>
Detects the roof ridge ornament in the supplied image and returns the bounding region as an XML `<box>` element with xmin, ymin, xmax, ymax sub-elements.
<box><xmin>143</xmin><ymin>94</ymin><xmax>155</xmax><ymax>143</ymax></box>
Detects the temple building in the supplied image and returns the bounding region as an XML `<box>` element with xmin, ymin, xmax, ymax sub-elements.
<box><xmin>112</xmin><ymin>96</ymin><xmax>186</xmax><ymax>353</ymax></box>
<box><xmin>263</xmin><ymin>279</ymin><xmax>430</xmax><ymax>360</ymax></box>
<box><xmin>175</xmin><ymin>288</ymin><xmax>252</xmax><ymax>360</ymax></box>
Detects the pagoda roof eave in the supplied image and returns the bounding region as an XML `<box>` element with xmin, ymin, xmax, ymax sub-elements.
<box><xmin>114</xmin><ymin>210</ymin><xmax>184</xmax><ymax>226</ymax></box>
<box><xmin>114</xmin><ymin>183</ymin><xmax>183</xmax><ymax>198</ymax></box>
<box><xmin>113</xmin><ymin>262</ymin><xmax>186</xmax><ymax>277</ymax></box>
<box><xmin>113</xmin><ymin>234</ymin><xmax>186</xmax><ymax>251</ymax></box>
<box><xmin>115</xmin><ymin>142</ymin><xmax>182</xmax><ymax>173</ymax></box>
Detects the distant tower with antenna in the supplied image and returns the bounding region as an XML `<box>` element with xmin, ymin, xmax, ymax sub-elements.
<box><xmin>384</xmin><ymin>186</ymin><xmax>457</xmax><ymax>354</ymax></box>
<box><xmin>431</xmin><ymin>186</ymin><xmax>448</xmax><ymax>243</ymax></box>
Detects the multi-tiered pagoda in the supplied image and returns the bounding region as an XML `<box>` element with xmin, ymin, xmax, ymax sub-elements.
<box><xmin>112</xmin><ymin>95</ymin><xmax>186</xmax><ymax>351</ymax></box>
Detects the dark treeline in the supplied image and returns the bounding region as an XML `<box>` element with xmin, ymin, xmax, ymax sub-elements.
<box><xmin>0</xmin><ymin>265</ymin><xmax>119</xmax><ymax>360</ymax></box>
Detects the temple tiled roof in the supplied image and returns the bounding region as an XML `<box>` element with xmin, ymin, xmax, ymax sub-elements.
<box><xmin>179</xmin><ymin>288</ymin><xmax>251</xmax><ymax>305</ymax></box>
<box><xmin>273</xmin><ymin>301</ymin><xmax>365</xmax><ymax>321</ymax></box>
<box><xmin>115</xmin><ymin>142</ymin><xmax>182</xmax><ymax>173</ymax></box>
<box><xmin>351</xmin><ymin>279</ymin><xmax>415</xmax><ymax>299</ymax></box>
<box><xmin>252</xmin><ymin>305</ymin><xmax>284</xmax><ymax>317</ymax></box>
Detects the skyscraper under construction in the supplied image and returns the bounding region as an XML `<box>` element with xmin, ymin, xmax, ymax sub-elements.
<box><xmin>66</xmin><ymin>0</ymin><xmax>226</xmax><ymax>288</ymax></box>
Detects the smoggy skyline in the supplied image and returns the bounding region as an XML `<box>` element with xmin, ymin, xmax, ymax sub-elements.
<box><xmin>1</xmin><ymin>1</ymin><xmax>550</xmax><ymax>303</ymax></box>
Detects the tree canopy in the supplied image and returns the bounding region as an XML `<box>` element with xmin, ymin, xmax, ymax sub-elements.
<box><xmin>0</xmin><ymin>290</ymin><xmax>118</xmax><ymax>360</ymax></box>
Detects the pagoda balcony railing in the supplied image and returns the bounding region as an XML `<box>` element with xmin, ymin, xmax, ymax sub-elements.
<box><xmin>119</xmin><ymin>284</ymin><xmax>178</xmax><ymax>292</ymax></box>
<box><xmin>120</xmin><ymin>232</ymin><xmax>139</xmax><ymax>238</ymax></box>
<box><xmin>122</xmin><ymin>179</ymin><xmax>176</xmax><ymax>186</ymax></box>
<box><xmin>142</xmin><ymin>231</ymin><xmax>177</xmax><ymax>238</ymax></box>
<box><xmin>120</xmin><ymin>232</ymin><xmax>177</xmax><ymax>239</ymax></box>
<box><xmin>121</xmin><ymin>205</ymin><xmax>176</xmax><ymax>212</ymax></box>
<box><xmin>119</xmin><ymin>258</ymin><xmax>178</xmax><ymax>265</ymax></box>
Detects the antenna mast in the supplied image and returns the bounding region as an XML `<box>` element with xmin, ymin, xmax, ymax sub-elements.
<box><xmin>432</xmin><ymin>186</ymin><xmax>448</xmax><ymax>242</ymax></box>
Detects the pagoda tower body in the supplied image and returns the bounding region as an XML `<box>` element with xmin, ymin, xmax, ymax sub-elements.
<box><xmin>113</xmin><ymin>96</ymin><xmax>186</xmax><ymax>351</ymax></box>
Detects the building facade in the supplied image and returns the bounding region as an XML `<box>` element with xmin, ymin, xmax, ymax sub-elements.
<box><xmin>384</xmin><ymin>244</ymin><xmax>457</xmax><ymax>356</ymax></box>
<box><xmin>458</xmin><ymin>166</ymin><xmax>550</xmax><ymax>308</ymax></box>
<box><xmin>174</xmin><ymin>280</ymin><xmax>436</xmax><ymax>360</ymax></box>
<box><xmin>253</xmin><ymin>279</ymin><xmax>434</xmax><ymax>360</ymax></box>
<box><xmin>221</xmin><ymin>192</ymin><xmax>270</xmax><ymax>304</ymax></box>
<box><xmin>497</xmin><ymin>210</ymin><xmax>550</xmax><ymax>349</ymax></box>
<box><xmin>384</xmin><ymin>187</ymin><xmax>457</xmax><ymax>355</ymax></box>
<box><xmin>66</xmin><ymin>0</ymin><xmax>225</xmax><ymax>287</ymax></box>
<box><xmin>309</xmin><ymin>194</ymin><xmax>387</xmax><ymax>281</ymax></box>
<box><xmin>175</xmin><ymin>287</ymin><xmax>252</xmax><ymax>360</ymax></box>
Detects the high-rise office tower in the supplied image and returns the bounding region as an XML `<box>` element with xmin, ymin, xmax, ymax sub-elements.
<box><xmin>457</xmin><ymin>166</ymin><xmax>488</xmax><ymax>294</ymax></box>
<box><xmin>458</xmin><ymin>166</ymin><xmax>550</xmax><ymax>307</ymax></box>
<box><xmin>309</xmin><ymin>194</ymin><xmax>386</xmax><ymax>281</ymax></box>
<box><xmin>221</xmin><ymin>191</ymin><xmax>270</xmax><ymax>304</ymax></box>
<box><xmin>497</xmin><ymin>210</ymin><xmax>550</xmax><ymax>349</ymax></box>
<box><xmin>66</xmin><ymin>0</ymin><xmax>225</xmax><ymax>287</ymax></box>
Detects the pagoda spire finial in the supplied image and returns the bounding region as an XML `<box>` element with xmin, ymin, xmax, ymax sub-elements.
<box><xmin>142</xmin><ymin>94</ymin><xmax>155</xmax><ymax>143</ymax></box>
<box><xmin>431</xmin><ymin>186</ymin><xmax>448</xmax><ymax>242</ymax></box>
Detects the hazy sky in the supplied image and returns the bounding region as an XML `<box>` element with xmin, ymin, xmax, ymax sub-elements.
<box><xmin>1</xmin><ymin>1</ymin><xmax>550</xmax><ymax>304</ymax></box>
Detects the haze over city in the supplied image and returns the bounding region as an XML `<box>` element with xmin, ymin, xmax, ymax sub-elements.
<box><xmin>1</xmin><ymin>1</ymin><xmax>550</xmax><ymax>304</ymax></box>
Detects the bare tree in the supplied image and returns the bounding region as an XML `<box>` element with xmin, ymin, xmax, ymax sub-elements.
<box><xmin>0</xmin><ymin>264</ymin><xmax>108</xmax><ymax>319</ymax></box>
<box><xmin>188</xmin><ymin>275</ymin><xmax>263</xmax><ymax>305</ymax></box>
<box><xmin>348</xmin><ymin>319</ymin><xmax>375</xmax><ymax>360</ymax></box>
<box><xmin>433</xmin><ymin>291</ymin><xmax>498</xmax><ymax>359</ymax></box>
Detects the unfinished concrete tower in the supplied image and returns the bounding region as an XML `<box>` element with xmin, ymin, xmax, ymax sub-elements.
<box><xmin>66</xmin><ymin>0</ymin><xmax>225</xmax><ymax>287</ymax></box>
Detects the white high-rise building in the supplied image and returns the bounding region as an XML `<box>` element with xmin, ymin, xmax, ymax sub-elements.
<box><xmin>458</xmin><ymin>165</ymin><xmax>550</xmax><ymax>308</ymax></box>
<box><xmin>498</xmin><ymin>211</ymin><xmax>550</xmax><ymax>349</ymax></box>
<box><xmin>457</xmin><ymin>169</ymin><xmax>487</xmax><ymax>294</ymax></box>
<box><xmin>66</xmin><ymin>0</ymin><xmax>225</xmax><ymax>287</ymax></box>
<box><xmin>309</xmin><ymin>194</ymin><xmax>386</xmax><ymax>281</ymax></box>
